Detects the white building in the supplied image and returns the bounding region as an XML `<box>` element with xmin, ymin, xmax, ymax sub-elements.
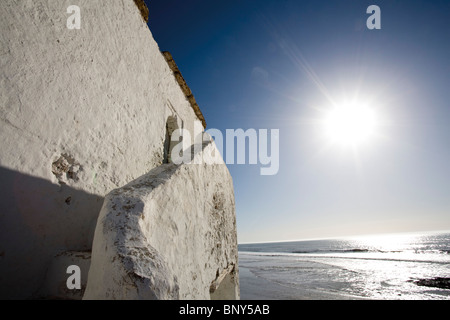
<box><xmin>0</xmin><ymin>0</ymin><xmax>239</xmax><ymax>300</ymax></box>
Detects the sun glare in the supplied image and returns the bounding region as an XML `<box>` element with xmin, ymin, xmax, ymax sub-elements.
<box><xmin>324</xmin><ymin>104</ymin><xmax>377</xmax><ymax>146</ymax></box>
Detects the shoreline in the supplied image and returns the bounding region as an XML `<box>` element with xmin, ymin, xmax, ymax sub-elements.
<box><xmin>239</xmin><ymin>266</ymin><xmax>365</xmax><ymax>300</ymax></box>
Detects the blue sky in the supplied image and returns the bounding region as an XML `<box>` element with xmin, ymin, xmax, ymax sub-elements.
<box><xmin>145</xmin><ymin>0</ymin><xmax>450</xmax><ymax>243</ymax></box>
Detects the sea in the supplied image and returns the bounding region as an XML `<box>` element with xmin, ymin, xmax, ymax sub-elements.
<box><xmin>238</xmin><ymin>231</ymin><xmax>450</xmax><ymax>300</ymax></box>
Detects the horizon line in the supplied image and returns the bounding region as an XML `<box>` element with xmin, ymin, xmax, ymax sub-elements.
<box><xmin>238</xmin><ymin>228</ymin><xmax>450</xmax><ymax>246</ymax></box>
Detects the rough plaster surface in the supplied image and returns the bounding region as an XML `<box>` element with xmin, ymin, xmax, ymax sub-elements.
<box><xmin>41</xmin><ymin>251</ymin><xmax>91</xmax><ymax>300</ymax></box>
<box><xmin>0</xmin><ymin>0</ymin><xmax>206</xmax><ymax>299</ymax></box>
<box><xmin>84</xmin><ymin>140</ymin><xmax>240</xmax><ymax>300</ymax></box>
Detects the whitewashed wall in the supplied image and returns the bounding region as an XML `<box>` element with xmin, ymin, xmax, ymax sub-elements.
<box><xmin>0</xmin><ymin>0</ymin><xmax>203</xmax><ymax>299</ymax></box>
<box><xmin>84</xmin><ymin>140</ymin><xmax>239</xmax><ymax>300</ymax></box>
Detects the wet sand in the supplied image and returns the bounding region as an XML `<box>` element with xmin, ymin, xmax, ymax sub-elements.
<box><xmin>239</xmin><ymin>266</ymin><xmax>364</xmax><ymax>300</ymax></box>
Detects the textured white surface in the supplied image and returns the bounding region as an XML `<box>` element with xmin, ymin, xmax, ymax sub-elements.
<box><xmin>0</xmin><ymin>0</ymin><xmax>204</xmax><ymax>298</ymax></box>
<box><xmin>41</xmin><ymin>251</ymin><xmax>91</xmax><ymax>300</ymax></box>
<box><xmin>84</xmin><ymin>140</ymin><xmax>239</xmax><ymax>300</ymax></box>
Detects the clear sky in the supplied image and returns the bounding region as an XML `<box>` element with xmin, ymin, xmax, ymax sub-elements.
<box><xmin>145</xmin><ymin>0</ymin><xmax>450</xmax><ymax>243</ymax></box>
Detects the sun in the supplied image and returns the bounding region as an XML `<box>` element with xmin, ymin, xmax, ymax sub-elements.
<box><xmin>324</xmin><ymin>104</ymin><xmax>377</xmax><ymax>146</ymax></box>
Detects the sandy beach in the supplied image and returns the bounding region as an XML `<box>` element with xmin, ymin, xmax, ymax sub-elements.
<box><xmin>239</xmin><ymin>265</ymin><xmax>363</xmax><ymax>300</ymax></box>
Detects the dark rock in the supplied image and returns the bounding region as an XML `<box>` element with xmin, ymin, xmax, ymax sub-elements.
<box><xmin>413</xmin><ymin>277</ymin><xmax>450</xmax><ymax>290</ymax></box>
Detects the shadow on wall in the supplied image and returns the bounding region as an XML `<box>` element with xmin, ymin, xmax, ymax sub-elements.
<box><xmin>163</xmin><ymin>115</ymin><xmax>179</xmax><ymax>164</ymax></box>
<box><xmin>0</xmin><ymin>166</ymin><xmax>104</xmax><ymax>299</ymax></box>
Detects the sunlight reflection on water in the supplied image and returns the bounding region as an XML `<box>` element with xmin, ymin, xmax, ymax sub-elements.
<box><xmin>239</xmin><ymin>232</ymin><xmax>450</xmax><ymax>299</ymax></box>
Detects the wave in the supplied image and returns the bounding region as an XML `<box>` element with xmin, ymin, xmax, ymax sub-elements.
<box><xmin>260</xmin><ymin>248</ymin><xmax>449</xmax><ymax>255</ymax></box>
<box><xmin>291</xmin><ymin>248</ymin><xmax>401</xmax><ymax>254</ymax></box>
<box><xmin>239</xmin><ymin>250</ymin><xmax>450</xmax><ymax>265</ymax></box>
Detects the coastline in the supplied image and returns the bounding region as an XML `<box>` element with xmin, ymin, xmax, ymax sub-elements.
<box><xmin>237</xmin><ymin>232</ymin><xmax>450</xmax><ymax>300</ymax></box>
<box><xmin>239</xmin><ymin>266</ymin><xmax>364</xmax><ymax>300</ymax></box>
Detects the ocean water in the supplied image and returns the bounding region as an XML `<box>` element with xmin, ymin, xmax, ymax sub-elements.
<box><xmin>238</xmin><ymin>231</ymin><xmax>450</xmax><ymax>300</ymax></box>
